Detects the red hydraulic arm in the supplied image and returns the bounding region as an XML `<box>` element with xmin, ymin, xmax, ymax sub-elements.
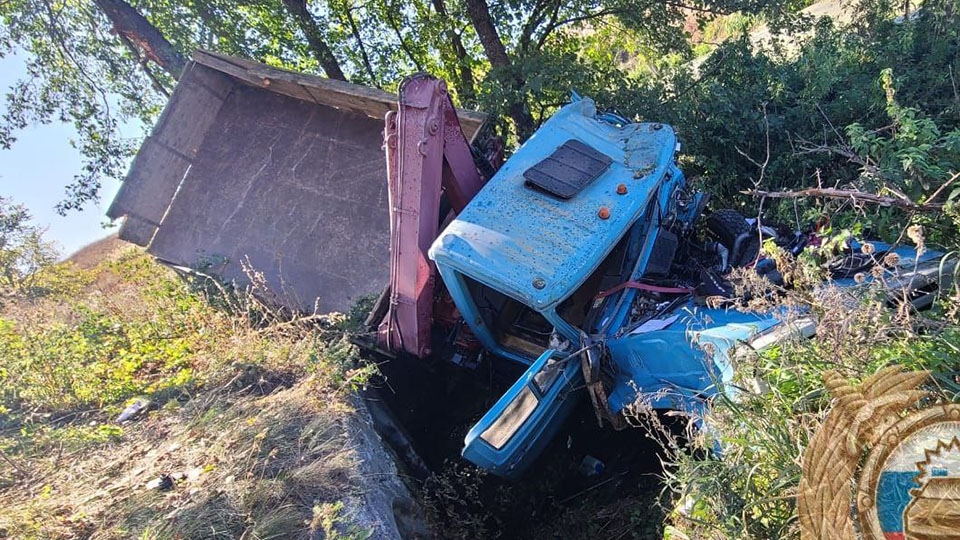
<box><xmin>377</xmin><ymin>74</ymin><xmax>486</xmax><ymax>358</ymax></box>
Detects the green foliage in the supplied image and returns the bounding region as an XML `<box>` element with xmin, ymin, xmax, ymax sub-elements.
<box><xmin>5</xmin><ymin>0</ymin><xmax>953</xmax><ymax>221</ymax></box>
<box><xmin>844</xmin><ymin>68</ymin><xmax>960</xmax><ymax>202</ymax></box>
<box><xmin>307</xmin><ymin>336</ymin><xmax>375</xmax><ymax>392</ymax></box>
<box><xmin>0</xmin><ymin>309</ymin><xmax>194</xmax><ymax>411</ymax></box>
<box><xmin>665</xmin><ymin>331</ymin><xmax>960</xmax><ymax>538</ymax></box>
<box><xmin>0</xmin><ymin>197</ymin><xmax>59</xmax><ymax>298</ymax></box>
<box><xmin>0</xmin><ymin>0</ymin><xmax>158</xmax><ymax>212</ymax></box>
<box><xmin>421</xmin><ymin>461</ymin><xmax>496</xmax><ymax>539</ymax></box>
<box><xmin>0</xmin><ymin>253</ymin><xmax>203</xmax><ymax>411</ymax></box>
<box><xmin>604</xmin><ymin>2</ymin><xmax>960</xmax><ymax>245</ymax></box>
<box><xmin>0</xmin><ymin>247</ymin><xmax>371</xmax><ymax>415</ymax></box>
<box><xmin>311</xmin><ymin>501</ymin><xmax>373</xmax><ymax>540</ymax></box>
<box><xmin>2</xmin><ymin>0</ymin><xmax>807</xmax><ymax>208</ymax></box>
<box><xmin>0</xmin><ymin>244</ymin><xmax>382</xmax><ymax>540</ymax></box>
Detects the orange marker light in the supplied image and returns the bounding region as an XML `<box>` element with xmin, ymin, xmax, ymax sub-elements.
<box><xmin>598</xmin><ymin>207</ymin><xmax>611</xmax><ymax>219</ymax></box>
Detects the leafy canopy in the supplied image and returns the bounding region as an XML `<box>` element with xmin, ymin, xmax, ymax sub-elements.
<box><xmin>2</xmin><ymin>0</ymin><xmax>798</xmax><ymax>210</ymax></box>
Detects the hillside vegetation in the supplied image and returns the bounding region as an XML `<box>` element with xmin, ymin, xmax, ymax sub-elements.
<box><xmin>2</xmin><ymin>1</ymin><xmax>960</xmax><ymax>539</ymax></box>
<box><xmin>0</xmin><ymin>236</ymin><xmax>387</xmax><ymax>539</ymax></box>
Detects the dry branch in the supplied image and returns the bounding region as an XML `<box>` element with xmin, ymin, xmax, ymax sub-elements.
<box><xmin>743</xmin><ymin>187</ymin><xmax>946</xmax><ymax>212</ymax></box>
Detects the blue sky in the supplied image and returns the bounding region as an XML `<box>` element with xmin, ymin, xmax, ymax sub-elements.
<box><xmin>0</xmin><ymin>51</ymin><xmax>140</xmax><ymax>256</ymax></box>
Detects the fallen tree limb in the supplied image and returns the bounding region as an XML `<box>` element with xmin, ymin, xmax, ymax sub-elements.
<box><xmin>746</xmin><ymin>172</ymin><xmax>960</xmax><ymax>213</ymax></box>
<box><xmin>742</xmin><ymin>187</ymin><xmax>945</xmax><ymax>212</ymax></box>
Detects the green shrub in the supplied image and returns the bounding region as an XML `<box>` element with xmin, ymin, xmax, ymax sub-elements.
<box><xmin>0</xmin><ymin>249</ymin><xmax>369</xmax><ymax>415</ymax></box>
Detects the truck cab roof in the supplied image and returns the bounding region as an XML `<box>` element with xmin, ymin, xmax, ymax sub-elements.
<box><xmin>430</xmin><ymin>98</ymin><xmax>678</xmax><ymax>311</ymax></box>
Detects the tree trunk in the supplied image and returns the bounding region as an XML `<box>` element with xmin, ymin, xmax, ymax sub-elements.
<box><xmin>463</xmin><ymin>0</ymin><xmax>535</xmax><ymax>141</ymax></box>
<box><xmin>463</xmin><ymin>0</ymin><xmax>510</xmax><ymax>67</ymax></box>
<box><xmin>93</xmin><ymin>0</ymin><xmax>186</xmax><ymax>79</ymax></box>
<box><xmin>281</xmin><ymin>0</ymin><xmax>348</xmax><ymax>81</ymax></box>
<box><xmin>507</xmin><ymin>101</ymin><xmax>535</xmax><ymax>141</ymax></box>
<box><xmin>382</xmin><ymin>0</ymin><xmax>423</xmax><ymax>71</ymax></box>
<box><xmin>431</xmin><ymin>0</ymin><xmax>476</xmax><ymax>105</ymax></box>
<box><xmin>341</xmin><ymin>5</ymin><xmax>379</xmax><ymax>86</ymax></box>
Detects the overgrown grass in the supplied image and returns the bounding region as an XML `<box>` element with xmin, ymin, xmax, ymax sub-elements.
<box><xmin>0</xmin><ymin>243</ymin><xmax>378</xmax><ymax>539</ymax></box>
<box><xmin>0</xmin><ymin>247</ymin><xmax>372</xmax><ymax>414</ymax></box>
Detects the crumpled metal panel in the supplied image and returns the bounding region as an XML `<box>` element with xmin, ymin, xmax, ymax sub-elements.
<box><xmin>603</xmin><ymin>307</ymin><xmax>781</xmax><ymax>415</ymax></box>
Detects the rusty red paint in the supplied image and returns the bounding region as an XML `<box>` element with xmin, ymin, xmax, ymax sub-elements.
<box><xmin>377</xmin><ymin>74</ymin><xmax>487</xmax><ymax>358</ymax></box>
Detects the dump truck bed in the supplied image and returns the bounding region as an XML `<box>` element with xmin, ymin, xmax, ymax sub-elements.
<box><xmin>108</xmin><ymin>51</ymin><xmax>485</xmax><ymax>313</ymax></box>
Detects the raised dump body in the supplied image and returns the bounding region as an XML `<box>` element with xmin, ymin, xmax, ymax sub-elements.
<box><xmin>108</xmin><ymin>51</ymin><xmax>485</xmax><ymax>313</ymax></box>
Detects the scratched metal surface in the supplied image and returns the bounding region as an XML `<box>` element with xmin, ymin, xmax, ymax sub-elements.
<box><xmin>147</xmin><ymin>86</ymin><xmax>390</xmax><ymax>312</ymax></box>
<box><xmin>430</xmin><ymin>98</ymin><xmax>678</xmax><ymax>310</ymax></box>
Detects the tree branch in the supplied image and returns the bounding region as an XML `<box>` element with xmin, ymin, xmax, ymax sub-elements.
<box><xmin>340</xmin><ymin>4</ymin><xmax>379</xmax><ymax>87</ymax></box>
<box><xmin>115</xmin><ymin>31</ymin><xmax>171</xmax><ymax>96</ymax></box>
<box><xmin>464</xmin><ymin>0</ymin><xmax>510</xmax><ymax>67</ymax></box>
<box><xmin>92</xmin><ymin>0</ymin><xmax>186</xmax><ymax>78</ymax></box>
<box><xmin>660</xmin><ymin>0</ymin><xmax>729</xmax><ymax>15</ymax></box>
<box><xmin>382</xmin><ymin>0</ymin><xmax>423</xmax><ymax>71</ymax></box>
<box><xmin>925</xmin><ymin>171</ymin><xmax>960</xmax><ymax>204</ymax></box>
<box><xmin>534</xmin><ymin>0</ymin><xmax>732</xmax><ymax>49</ymax></box>
<box><xmin>38</xmin><ymin>0</ymin><xmax>114</xmax><ymax>116</ymax></box>
<box><xmin>464</xmin><ymin>0</ymin><xmax>535</xmax><ymax>140</ymax></box>
<box><xmin>743</xmin><ymin>187</ymin><xmax>946</xmax><ymax>212</ymax></box>
<box><xmin>734</xmin><ymin>102</ymin><xmax>770</xmax><ymax>188</ymax></box>
<box><xmin>666</xmin><ymin>45</ymin><xmax>730</xmax><ymax>103</ymax></box>
<box><xmin>950</xmin><ymin>64</ymin><xmax>960</xmax><ymax>119</ymax></box>
<box><xmin>535</xmin><ymin>8</ymin><xmax>626</xmax><ymax>49</ymax></box>
<box><xmin>518</xmin><ymin>0</ymin><xmax>556</xmax><ymax>53</ymax></box>
<box><xmin>281</xmin><ymin>0</ymin><xmax>347</xmax><ymax>80</ymax></box>
<box><xmin>431</xmin><ymin>0</ymin><xmax>476</xmax><ymax>103</ymax></box>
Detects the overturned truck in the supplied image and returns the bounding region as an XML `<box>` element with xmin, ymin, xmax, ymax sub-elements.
<box><xmin>111</xmin><ymin>52</ymin><xmax>956</xmax><ymax>479</ymax></box>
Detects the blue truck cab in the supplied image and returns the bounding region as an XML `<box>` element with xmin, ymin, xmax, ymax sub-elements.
<box><xmin>428</xmin><ymin>97</ymin><xmax>952</xmax><ymax>478</ymax></box>
<box><xmin>431</xmin><ymin>98</ymin><xmax>684</xmax><ymax>364</ymax></box>
<box><xmin>430</xmin><ymin>97</ymin><xmax>706</xmax><ymax>477</ymax></box>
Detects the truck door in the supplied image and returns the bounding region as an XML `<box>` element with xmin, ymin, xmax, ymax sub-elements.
<box><xmin>462</xmin><ymin>349</ymin><xmax>583</xmax><ymax>478</ymax></box>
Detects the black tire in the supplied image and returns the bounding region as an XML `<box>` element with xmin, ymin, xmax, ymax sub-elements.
<box><xmin>706</xmin><ymin>209</ymin><xmax>760</xmax><ymax>267</ymax></box>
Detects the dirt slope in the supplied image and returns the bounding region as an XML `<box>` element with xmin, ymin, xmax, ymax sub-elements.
<box><xmin>65</xmin><ymin>233</ymin><xmax>128</xmax><ymax>269</ymax></box>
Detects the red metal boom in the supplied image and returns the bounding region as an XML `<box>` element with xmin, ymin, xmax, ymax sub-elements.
<box><xmin>377</xmin><ymin>75</ymin><xmax>485</xmax><ymax>357</ymax></box>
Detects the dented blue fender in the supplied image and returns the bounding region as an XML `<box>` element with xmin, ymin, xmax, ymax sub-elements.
<box><xmin>603</xmin><ymin>305</ymin><xmax>782</xmax><ymax>415</ymax></box>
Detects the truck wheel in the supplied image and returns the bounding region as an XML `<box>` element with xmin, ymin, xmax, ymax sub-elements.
<box><xmin>707</xmin><ymin>209</ymin><xmax>760</xmax><ymax>267</ymax></box>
